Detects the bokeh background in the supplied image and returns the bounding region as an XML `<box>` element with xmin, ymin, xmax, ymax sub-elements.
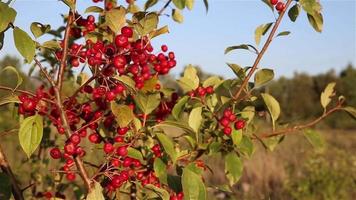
<box><xmin>0</xmin><ymin>0</ymin><xmax>355</xmax><ymax>199</ymax></box>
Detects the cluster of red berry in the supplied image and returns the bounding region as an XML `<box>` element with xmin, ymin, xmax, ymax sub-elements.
<box><xmin>188</xmin><ymin>86</ymin><xmax>214</xmax><ymax>97</ymax></box>
<box><xmin>219</xmin><ymin>108</ymin><xmax>246</xmax><ymax>135</ymax></box>
<box><xmin>270</xmin><ymin>0</ymin><xmax>286</xmax><ymax>12</ymax></box>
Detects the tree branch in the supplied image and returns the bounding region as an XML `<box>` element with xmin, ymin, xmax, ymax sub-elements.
<box><xmin>0</xmin><ymin>85</ymin><xmax>56</xmax><ymax>105</ymax></box>
<box><xmin>0</xmin><ymin>143</ymin><xmax>24</xmax><ymax>200</ymax></box>
<box><xmin>158</xmin><ymin>0</ymin><xmax>173</xmax><ymax>15</ymax></box>
<box><xmin>52</xmin><ymin>0</ymin><xmax>92</xmax><ymax>192</ymax></box>
<box><xmin>256</xmin><ymin>104</ymin><xmax>343</xmax><ymax>139</ymax></box>
<box><xmin>34</xmin><ymin>58</ymin><xmax>56</xmax><ymax>87</ymax></box>
<box><xmin>233</xmin><ymin>0</ymin><xmax>293</xmax><ymax>100</ymax></box>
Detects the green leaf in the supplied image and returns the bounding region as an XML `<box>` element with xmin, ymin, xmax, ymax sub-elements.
<box><xmin>172</xmin><ymin>9</ymin><xmax>184</xmax><ymax>23</ymax></box>
<box><xmin>173</xmin><ymin>0</ymin><xmax>186</xmax><ymax>9</ymax></box>
<box><xmin>61</xmin><ymin>0</ymin><xmax>76</xmax><ymax>10</ymax></box>
<box><xmin>203</xmin><ymin>0</ymin><xmax>209</xmax><ymax>13</ymax></box>
<box><xmin>303</xmin><ymin>129</ymin><xmax>325</xmax><ymax>151</ymax></box>
<box><xmin>0</xmin><ymin>32</ymin><xmax>4</xmax><ymax>51</ymax></box>
<box><xmin>224</xmin><ymin>44</ymin><xmax>258</xmax><ymax>54</ymax></box>
<box><xmin>140</xmin><ymin>12</ymin><xmax>159</xmax><ymax>35</ymax></box>
<box><xmin>13</xmin><ymin>27</ymin><xmax>36</xmax><ymax>63</ymax></box>
<box><xmin>202</xmin><ymin>76</ymin><xmax>221</xmax><ymax>88</ymax></box>
<box><xmin>288</xmin><ymin>3</ymin><xmax>301</xmax><ymax>22</ymax></box>
<box><xmin>237</xmin><ymin>135</ymin><xmax>254</xmax><ymax>157</ymax></box>
<box><xmin>156</xmin><ymin>132</ymin><xmax>178</xmax><ymax>164</ymax></box>
<box><xmin>105</xmin><ymin>7</ymin><xmax>126</xmax><ymax>33</ymax></box>
<box><xmin>127</xmin><ymin>147</ymin><xmax>144</xmax><ymax>163</ymax></box>
<box><xmin>19</xmin><ymin>114</ymin><xmax>43</xmax><ymax>158</ymax></box>
<box><xmin>226</xmin><ymin>63</ymin><xmax>245</xmax><ymax>80</ymax></box>
<box><xmin>144</xmin><ymin>184</ymin><xmax>170</xmax><ymax>200</ymax></box>
<box><xmin>276</xmin><ymin>31</ymin><xmax>291</xmax><ymax>37</ymax></box>
<box><xmin>255</xmin><ymin>23</ymin><xmax>273</xmax><ymax>45</ymax></box>
<box><xmin>155</xmin><ymin>121</ymin><xmax>196</xmax><ymax>140</ymax></box>
<box><xmin>154</xmin><ymin>158</ymin><xmax>168</xmax><ymax>184</ymax></box>
<box><xmin>0</xmin><ymin>94</ymin><xmax>20</xmax><ymax>106</ymax></box>
<box><xmin>225</xmin><ymin>152</ymin><xmax>243</xmax><ymax>186</ymax></box>
<box><xmin>261</xmin><ymin>0</ymin><xmax>274</xmax><ymax>11</ymax></box>
<box><xmin>30</xmin><ymin>22</ymin><xmax>50</xmax><ymax>38</ymax></box>
<box><xmin>254</xmin><ymin>68</ymin><xmax>274</xmax><ymax>87</ymax></box>
<box><xmin>85</xmin><ymin>6</ymin><xmax>104</xmax><ymax>13</ymax></box>
<box><xmin>231</xmin><ymin>129</ymin><xmax>242</xmax><ymax>146</ymax></box>
<box><xmin>135</xmin><ymin>92</ymin><xmax>161</xmax><ymax>115</ymax></box>
<box><xmin>188</xmin><ymin>106</ymin><xmax>203</xmax><ymax>133</ymax></box>
<box><xmin>144</xmin><ymin>0</ymin><xmax>159</xmax><ymax>10</ymax></box>
<box><xmin>1</xmin><ymin>66</ymin><xmax>23</xmax><ymax>91</ymax></box>
<box><xmin>307</xmin><ymin>12</ymin><xmax>323</xmax><ymax>33</ymax></box>
<box><xmin>240</xmin><ymin>106</ymin><xmax>255</xmax><ymax>124</ymax></box>
<box><xmin>114</xmin><ymin>75</ymin><xmax>137</xmax><ymax>93</ymax></box>
<box><xmin>264</xmin><ymin>135</ymin><xmax>284</xmax><ymax>151</ymax></box>
<box><xmin>41</xmin><ymin>40</ymin><xmax>61</xmax><ymax>50</ymax></box>
<box><xmin>0</xmin><ymin>2</ymin><xmax>17</xmax><ymax>32</ymax></box>
<box><xmin>149</xmin><ymin>25</ymin><xmax>169</xmax><ymax>39</ymax></box>
<box><xmin>186</xmin><ymin>0</ymin><xmax>195</xmax><ymax>10</ymax></box>
<box><xmin>86</xmin><ymin>182</ymin><xmax>105</xmax><ymax>200</ymax></box>
<box><xmin>261</xmin><ymin>93</ymin><xmax>280</xmax><ymax>130</ymax></box>
<box><xmin>0</xmin><ymin>173</ymin><xmax>11</xmax><ymax>200</ymax></box>
<box><xmin>320</xmin><ymin>82</ymin><xmax>336</xmax><ymax>111</ymax></box>
<box><xmin>342</xmin><ymin>106</ymin><xmax>356</xmax><ymax>120</ymax></box>
<box><xmin>299</xmin><ymin>0</ymin><xmax>323</xmax><ymax>32</ymax></box>
<box><xmin>111</xmin><ymin>103</ymin><xmax>135</xmax><ymax>127</ymax></box>
<box><xmin>182</xmin><ymin>168</ymin><xmax>206</xmax><ymax>200</ymax></box>
<box><xmin>178</xmin><ymin>66</ymin><xmax>199</xmax><ymax>92</ymax></box>
<box><xmin>172</xmin><ymin>96</ymin><xmax>189</xmax><ymax>120</ymax></box>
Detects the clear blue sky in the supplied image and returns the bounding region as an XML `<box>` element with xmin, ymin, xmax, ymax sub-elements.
<box><xmin>0</xmin><ymin>0</ymin><xmax>355</xmax><ymax>78</ymax></box>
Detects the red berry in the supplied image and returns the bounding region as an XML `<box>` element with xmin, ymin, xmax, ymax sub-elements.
<box><xmin>22</xmin><ymin>99</ymin><xmax>36</xmax><ymax>112</ymax></box>
<box><xmin>88</xmin><ymin>133</ymin><xmax>100</xmax><ymax>144</ymax></box>
<box><xmin>220</xmin><ymin>117</ymin><xmax>230</xmax><ymax>127</ymax></box>
<box><xmin>229</xmin><ymin>114</ymin><xmax>237</xmax><ymax>122</ymax></box>
<box><xmin>121</xmin><ymin>26</ymin><xmax>133</xmax><ymax>38</ymax></box>
<box><xmin>115</xmin><ymin>34</ymin><xmax>129</xmax><ymax>47</ymax></box>
<box><xmin>69</xmin><ymin>133</ymin><xmax>81</xmax><ymax>145</ymax></box>
<box><xmin>206</xmin><ymin>86</ymin><xmax>214</xmax><ymax>94</ymax></box>
<box><xmin>270</xmin><ymin>0</ymin><xmax>278</xmax><ymax>5</ymax></box>
<box><xmin>116</xmin><ymin>146</ymin><xmax>128</xmax><ymax>157</ymax></box>
<box><xmin>106</xmin><ymin>91</ymin><xmax>116</xmax><ymax>101</ymax></box>
<box><xmin>161</xmin><ymin>45</ymin><xmax>168</xmax><ymax>52</ymax></box>
<box><xmin>234</xmin><ymin>119</ymin><xmax>246</xmax><ymax>130</ymax></box>
<box><xmin>117</xmin><ymin>127</ymin><xmax>129</xmax><ymax>135</ymax></box>
<box><xmin>223</xmin><ymin>127</ymin><xmax>232</xmax><ymax>135</ymax></box>
<box><xmin>276</xmin><ymin>2</ymin><xmax>286</xmax><ymax>12</ymax></box>
<box><xmin>103</xmin><ymin>143</ymin><xmax>114</xmax><ymax>154</ymax></box>
<box><xmin>223</xmin><ymin>109</ymin><xmax>233</xmax><ymax>118</ymax></box>
<box><xmin>66</xmin><ymin>173</ymin><xmax>76</xmax><ymax>181</ymax></box>
<box><xmin>50</xmin><ymin>147</ymin><xmax>62</xmax><ymax>159</ymax></box>
<box><xmin>64</xmin><ymin>142</ymin><xmax>76</xmax><ymax>155</ymax></box>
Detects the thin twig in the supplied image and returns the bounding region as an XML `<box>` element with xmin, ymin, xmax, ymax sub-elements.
<box><xmin>34</xmin><ymin>58</ymin><xmax>56</xmax><ymax>87</ymax></box>
<box><xmin>256</xmin><ymin>104</ymin><xmax>343</xmax><ymax>139</ymax></box>
<box><xmin>233</xmin><ymin>0</ymin><xmax>293</xmax><ymax>100</ymax></box>
<box><xmin>0</xmin><ymin>85</ymin><xmax>56</xmax><ymax>104</ymax></box>
<box><xmin>158</xmin><ymin>0</ymin><xmax>173</xmax><ymax>15</ymax></box>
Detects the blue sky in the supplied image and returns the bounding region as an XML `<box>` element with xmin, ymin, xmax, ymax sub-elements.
<box><xmin>0</xmin><ymin>0</ymin><xmax>355</xmax><ymax>78</ymax></box>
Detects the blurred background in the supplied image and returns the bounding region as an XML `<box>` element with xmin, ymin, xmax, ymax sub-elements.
<box><xmin>0</xmin><ymin>0</ymin><xmax>355</xmax><ymax>199</ymax></box>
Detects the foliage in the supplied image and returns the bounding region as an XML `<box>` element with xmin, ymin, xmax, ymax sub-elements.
<box><xmin>0</xmin><ymin>0</ymin><xmax>355</xmax><ymax>200</ymax></box>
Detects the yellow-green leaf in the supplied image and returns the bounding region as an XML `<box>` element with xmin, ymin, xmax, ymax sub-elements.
<box><xmin>105</xmin><ymin>7</ymin><xmax>126</xmax><ymax>33</ymax></box>
<box><xmin>19</xmin><ymin>114</ymin><xmax>43</xmax><ymax>158</ymax></box>
<box><xmin>172</xmin><ymin>9</ymin><xmax>184</xmax><ymax>23</ymax></box>
<box><xmin>30</xmin><ymin>22</ymin><xmax>51</xmax><ymax>38</ymax></box>
<box><xmin>111</xmin><ymin>103</ymin><xmax>135</xmax><ymax>127</ymax></box>
<box><xmin>0</xmin><ymin>2</ymin><xmax>17</xmax><ymax>32</ymax></box>
<box><xmin>261</xmin><ymin>93</ymin><xmax>280</xmax><ymax>130</ymax></box>
<box><xmin>86</xmin><ymin>182</ymin><xmax>105</xmax><ymax>200</ymax></box>
<box><xmin>13</xmin><ymin>27</ymin><xmax>36</xmax><ymax>63</ymax></box>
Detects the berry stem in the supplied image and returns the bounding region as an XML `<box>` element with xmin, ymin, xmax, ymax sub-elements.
<box><xmin>233</xmin><ymin>0</ymin><xmax>293</xmax><ymax>101</ymax></box>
